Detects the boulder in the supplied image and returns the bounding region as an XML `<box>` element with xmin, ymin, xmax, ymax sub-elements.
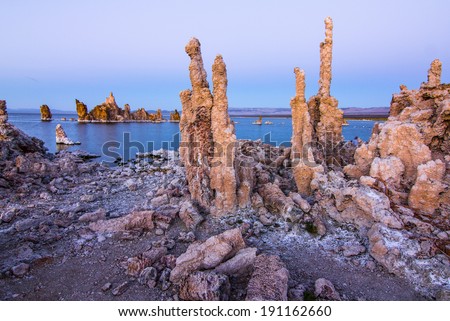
<box><xmin>89</xmin><ymin>210</ymin><xmax>154</xmax><ymax>233</ymax></box>
<box><xmin>245</xmin><ymin>254</ymin><xmax>289</xmax><ymax>301</ymax></box>
<box><xmin>170</xmin><ymin>228</ymin><xmax>245</xmax><ymax>283</ymax></box>
<box><xmin>178</xmin><ymin>271</ymin><xmax>230</xmax><ymax>301</ymax></box>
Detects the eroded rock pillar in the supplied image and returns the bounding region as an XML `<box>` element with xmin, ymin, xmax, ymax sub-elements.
<box><xmin>210</xmin><ymin>55</ymin><xmax>237</xmax><ymax>214</ymax></box>
<box><xmin>179</xmin><ymin>38</ymin><xmax>214</xmax><ymax>209</ymax></box>
<box><xmin>426</xmin><ymin>59</ymin><xmax>442</xmax><ymax>87</ymax></box>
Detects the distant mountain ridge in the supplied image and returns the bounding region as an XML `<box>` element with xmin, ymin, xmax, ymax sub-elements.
<box><xmin>228</xmin><ymin>107</ymin><xmax>390</xmax><ymax>118</ymax></box>
<box><xmin>8</xmin><ymin>106</ymin><xmax>390</xmax><ymax>118</ymax></box>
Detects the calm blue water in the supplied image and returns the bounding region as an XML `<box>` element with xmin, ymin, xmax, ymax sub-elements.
<box><xmin>8</xmin><ymin>113</ymin><xmax>380</xmax><ymax>163</ymax></box>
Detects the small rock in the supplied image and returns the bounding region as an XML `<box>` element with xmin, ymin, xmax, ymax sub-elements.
<box><xmin>259</xmin><ymin>213</ymin><xmax>274</xmax><ymax>226</ymax></box>
<box><xmin>314</xmin><ymin>278</ymin><xmax>341</xmax><ymax>301</ymax></box>
<box><xmin>289</xmin><ymin>192</ymin><xmax>311</xmax><ymax>212</ymax></box>
<box><xmin>39</xmin><ymin>192</ymin><xmax>51</xmax><ymax>200</ymax></box>
<box><xmin>138</xmin><ymin>267</ymin><xmax>158</xmax><ymax>288</ymax></box>
<box><xmin>342</xmin><ymin>244</ymin><xmax>366</xmax><ymax>257</ymax></box>
<box><xmin>101</xmin><ymin>282</ymin><xmax>112</xmax><ymax>292</ymax></box>
<box><xmin>178</xmin><ymin>231</ymin><xmax>196</xmax><ymax>243</ymax></box>
<box><xmin>124</xmin><ymin>179</ymin><xmax>137</xmax><ymax>191</ymax></box>
<box><xmin>78</xmin><ymin>208</ymin><xmax>106</xmax><ymax>223</ymax></box>
<box><xmin>155</xmin><ymin>228</ymin><xmax>164</xmax><ymax>236</ymax></box>
<box><xmin>143</xmin><ymin>246</ymin><xmax>167</xmax><ymax>265</ymax></box>
<box><xmin>12</xmin><ymin>263</ymin><xmax>30</xmax><ymax>277</ymax></box>
<box><xmin>437</xmin><ymin>231</ymin><xmax>448</xmax><ymax>240</ymax></box>
<box><xmin>159</xmin><ymin>268</ymin><xmax>172</xmax><ymax>291</ymax></box>
<box><xmin>151</xmin><ymin>194</ymin><xmax>170</xmax><ymax>208</ymax></box>
<box><xmin>80</xmin><ymin>194</ymin><xmax>96</xmax><ymax>202</ymax></box>
<box><xmin>314</xmin><ymin>217</ymin><xmax>327</xmax><ymax>236</ymax></box>
<box><xmin>179</xmin><ymin>201</ymin><xmax>204</xmax><ymax>230</ymax></box>
<box><xmin>1</xmin><ymin>210</ymin><xmax>17</xmax><ymax>223</ymax></box>
<box><xmin>365</xmin><ymin>260</ymin><xmax>376</xmax><ymax>271</ymax></box>
<box><xmin>112</xmin><ymin>281</ymin><xmax>130</xmax><ymax>296</ymax></box>
<box><xmin>288</xmin><ymin>284</ymin><xmax>306</xmax><ymax>301</ymax></box>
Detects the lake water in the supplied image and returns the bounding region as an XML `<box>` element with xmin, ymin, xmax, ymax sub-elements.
<box><xmin>8</xmin><ymin>112</ymin><xmax>380</xmax><ymax>164</ymax></box>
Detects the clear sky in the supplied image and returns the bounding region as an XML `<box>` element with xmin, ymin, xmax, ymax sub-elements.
<box><xmin>1</xmin><ymin>0</ymin><xmax>449</xmax><ymax>110</ymax></box>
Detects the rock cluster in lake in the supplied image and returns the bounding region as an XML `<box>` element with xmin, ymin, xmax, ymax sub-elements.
<box><xmin>170</xmin><ymin>109</ymin><xmax>180</xmax><ymax>122</ymax></box>
<box><xmin>40</xmin><ymin>105</ymin><xmax>52</xmax><ymax>121</ymax></box>
<box><xmin>76</xmin><ymin>92</ymin><xmax>170</xmax><ymax>122</ymax></box>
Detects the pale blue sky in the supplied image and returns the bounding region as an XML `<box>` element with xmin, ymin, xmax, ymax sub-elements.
<box><xmin>0</xmin><ymin>0</ymin><xmax>449</xmax><ymax>110</ymax></box>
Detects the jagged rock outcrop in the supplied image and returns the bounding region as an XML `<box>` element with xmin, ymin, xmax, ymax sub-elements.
<box><xmin>55</xmin><ymin>124</ymin><xmax>79</xmax><ymax>145</ymax></box>
<box><xmin>1</xmin><ymin>101</ymin><xmax>98</xmax><ymax>191</ymax></box>
<box><xmin>368</xmin><ymin>223</ymin><xmax>449</xmax><ymax>293</ymax></box>
<box><xmin>312</xmin><ymin>170</ymin><xmax>403</xmax><ymax>230</ymax></box>
<box><xmin>1</xmin><ymin>101</ymin><xmax>47</xmax><ymax>161</ymax></box>
<box><xmin>76</xmin><ymin>93</ymin><xmax>164</xmax><ymax>122</ymax></box>
<box><xmin>88</xmin><ymin>92</ymin><xmax>123</xmax><ymax>122</ymax></box>
<box><xmin>76</xmin><ymin>99</ymin><xmax>90</xmax><ymax>121</ymax></box>
<box><xmin>0</xmin><ymin>100</ymin><xmax>7</xmax><ymax>124</ymax></box>
<box><xmin>344</xmin><ymin>59</ymin><xmax>449</xmax><ymax>219</ymax></box>
<box><xmin>40</xmin><ymin>105</ymin><xmax>52</xmax><ymax>121</ymax></box>
<box><xmin>170</xmin><ymin>109</ymin><xmax>180</xmax><ymax>121</ymax></box>
<box><xmin>245</xmin><ymin>254</ymin><xmax>289</xmax><ymax>301</ymax></box>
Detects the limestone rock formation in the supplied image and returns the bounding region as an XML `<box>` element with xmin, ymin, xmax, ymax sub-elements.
<box><xmin>289</xmin><ymin>17</ymin><xmax>344</xmax><ymax>196</ymax></box>
<box><xmin>170</xmin><ymin>109</ymin><xmax>180</xmax><ymax>122</ymax></box>
<box><xmin>290</xmin><ymin>68</ymin><xmax>312</xmax><ymax>161</ymax></box>
<box><xmin>89</xmin><ymin>92</ymin><xmax>123</xmax><ymax>122</ymax></box>
<box><xmin>426</xmin><ymin>59</ymin><xmax>442</xmax><ymax>87</ymax></box>
<box><xmin>179</xmin><ymin>38</ymin><xmax>214</xmax><ymax>209</ymax></box>
<box><xmin>40</xmin><ymin>104</ymin><xmax>52</xmax><ymax>121</ymax></box>
<box><xmin>307</xmin><ymin>17</ymin><xmax>344</xmax><ymax>163</ymax></box>
<box><xmin>408</xmin><ymin>159</ymin><xmax>446</xmax><ymax>215</ymax></box>
<box><xmin>344</xmin><ymin>59</ymin><xmax>449</xmax><ymax>219</ymax></box>
<box><xmin>76</xmin><ymin>93</ymin><xmax>164</xmax><ymax>122</ymax></box>
<box><xmin>0</xmin><ymin>100</ymin><xmax>8</xmax><ymax>124</ymax></box>
<box><xmin>210</xmin><ymin>55</ymin><xmax>238</xmax><ymax>215</ymax></box>
<box><xmin>170</xmin><ymin>228</ymin><xmax>245</xmax><ymax>283</ymax></box>
<box><xmin>179</xmin><ymin>38</ymin><xmax>238</xmax><ymax>214</ymax></box>
<box><xmin>245</xmin><ymin>254</ymin><xmax>289</xmax><ymax>301</ymax></box>
<box><xmin>55</xmin><ymin>124</ymin><xmax>79</xmax><ymax>145</ymax></box>
<box><xmin>76</xmin><ymin>99</ymin><xmax>90</xmax><ymax>121</ymax></box>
